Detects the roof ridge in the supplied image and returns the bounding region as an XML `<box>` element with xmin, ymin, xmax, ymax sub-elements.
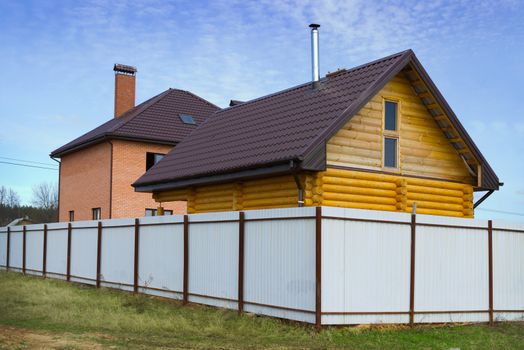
<box><xmin>175</xmin><ymin>89</ymin><xmax>221</xmax><ymax>110</ymax></box>
<box><xmin>111</xmin><ymin>88</ymin><xmax>173</xmax><ymax>134</ymax></box>
<box><xmin>217</xmin><ymin>49</ymin><xmax>412</xmax><ymax>113</ymax></box>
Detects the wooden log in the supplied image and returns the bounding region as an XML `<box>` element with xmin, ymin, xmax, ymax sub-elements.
<box><xmin>325</xmin><ymin>168</ymin><xmax>398</xmax><ymax>183</ymax></box>
<box><xmin>406</xmin><ymin>184</ymin><xmax>463</xmax><ymax>198</ymax></box>
<box><xmin>327</xmin><ymin>144</ymin><xmax>382</xmax><ymax>158</ymax></box>
<box><xmin>328</xmin><ymin>137</ymin><xmax>381</xmax><ymax>152</ymax></box>
<box><xmin>322</xmin><ymin>200</ymin><xmax>396</xmax><ymax>212</ymax></box>
<box><xmin>323</xmin><ymin>176</ymin><xmax>397</xmax><ymax>191</ymax></box>
<box><xmin>333</xmin><ymin>129</ymin><xmax>381</xmax><ymax>143</ymax></box>
<box><xmin>195</xmin><ymin>194</ymin><xmax>234</xmax><ymax>205</ymax></box>
<box><xmin>408</xmin><ymin>206</ymin><xmax>464</xmax><ymax>217</ymax></box>
<box><xmin>406</xmin><ymin>177</ymin><xmax>469</xmax><ymax>191</ymax></box>
<box><xmin>323</xmin><ymin>192</ymin><xmax>397</xmax><ymax>206</ymax></box>
<box><xmin>407</xmin><ymin>192</ymin><xmax>463</xmax><ymax>205</ymax></box>
<box><xmin>194</xmin><ymin>202</ymin><xmax>233</xmax><ymax>211</ymax></box>
<box><xmin>323</xmin><ymin>184</ymin><xmax>396</xmax><ymax>197</ymax></box>
<box><xmin>406</xmin><ymin>199</ymin><xmax>463</xmax><ymax>212</ymax></box>
<box><xmin>244</xmin><ymin>176</ymin><xmax>294</xmax><ymax>187</ymax></box>
<box><xmin>243</xmin><ymin>189</ymin><xmax>299</xmax><ymax>201</ymax></box>
<box><xmin>242</xmin><ymin>196</ymin><xmax>297</xmax><ymax>207</ymax></box>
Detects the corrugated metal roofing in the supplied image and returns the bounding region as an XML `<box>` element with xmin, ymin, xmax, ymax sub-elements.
<box><xmin>50</xmin><ymin>89</ymin><xmax>219</xmax><ymax>157</ymax></box>
<box><xmin>131</xmin><ymin>50</ymin><xmax>499</xmax><ymax>191</ymax></box>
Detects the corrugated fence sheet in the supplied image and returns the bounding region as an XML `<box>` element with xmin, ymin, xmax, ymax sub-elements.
<box><xmin>25</xmin><ymin>224</ymin><xmax>44</xmax><ymax>276</ymax></box>
<box><xmin>493</xmin><ymin>221</ymin><xmax>524</xmax><ymax>321</ymax></box>
<box><xmin>138</xmin><ymin>215</ymin><xmax>184</xmax><ymax>299</ymax></box>
<box><xmin>322</xmin><ymin>207</ymin><xmax>412</xmax><ymax>325</ymax></box>
<box><xmin>415</xmin><ymin>214</ymin><xmax>489</xmax><ymax>323</ymax></box>
<box><xmin>243</xmin><ymin>208</ymin><xmax>317</xmax><ymax>323</ymax></box>
<box><xmin>70</xmin><ymin>221</ymin><xmax>99</xmax><ymax>285</ymax></box>
<box><xmin>0</xmin><ymin>206</ymin><xmax>523</xmax><ymax>326</ymax></box>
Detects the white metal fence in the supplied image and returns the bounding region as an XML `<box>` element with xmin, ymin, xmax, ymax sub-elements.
<box><xmin>0</xmin><ymin>206</ymin><xmax>523</xmax><ymax>326</ymax></box>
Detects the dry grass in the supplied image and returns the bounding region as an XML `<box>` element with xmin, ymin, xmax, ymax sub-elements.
<box><xmin>0</xmin><ymin>271</ymin><xmax>523</xmax><ymax>349</ymax></box>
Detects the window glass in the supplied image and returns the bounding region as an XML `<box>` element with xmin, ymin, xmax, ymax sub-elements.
<box><xmin>384</xmin><ymin>138</ymin><xmax>397</xmax><ymax>168</ymax></box>
<box><xmin>179</xmin><ymin>114</ymin><xmax>196</xmax><ymax>125</ymax></box>
<box><xmin>92</xmin><ymin>208</ymin><xmax>101</xmax><ymax>220</ymax></box>
<box><xmin>146</xmin><ymin>153</ymin><xmax>165</xmax><ymax>170</ymax></box>
<box><xmin>145</xmin><ymin>208</ymin><xmax>156</xmax><ymax>216</ymax></box>
<box><xmin>385</xmin><ymin>101</ymin><xmax>397</xmax><ymax>131</ymax></box>
<box><xmin>164</xmin><ymin>210</ymin><xmax>173</xmax><ymax>216</ymax></box>
<box><xmin>69</xmin><ymin>211</ymin><xmax>74</xmax><ymax>222</ymax></box>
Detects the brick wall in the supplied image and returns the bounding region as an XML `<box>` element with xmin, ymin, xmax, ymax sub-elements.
<box><xmin>58</xmin><ymin>140</ymin><xmax>186</xmax><ymax>222</ymax></box>
<box><xmin>110</xmin><ymin>139</ymin><xmax>186</xmax><ymax>218</ymax></box>
<box><xmin>59</xmin><ymin>142</ymin><xmax>111</xmax><ymax>221</ymax></box>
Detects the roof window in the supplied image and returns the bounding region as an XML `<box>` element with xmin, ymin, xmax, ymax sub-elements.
<box><xmin>179</xmin><ymin>114</ymin><xmax>196</xmax><ymax>125</ymax></box>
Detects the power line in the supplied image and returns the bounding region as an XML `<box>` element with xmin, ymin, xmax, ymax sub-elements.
<box><xmin>0</xmin><ymin>161</ymin><xmax>58</xmax><ymax>171</ymax></box>
<box><xmin>0</xmin><ymin>156</ymin><xmax>57</xmax><ymax>167</ymax></box>
<box><xmin>476</xmin><ymin>208</ymin><xmax>524</xmax><ymax>217</ymax></box>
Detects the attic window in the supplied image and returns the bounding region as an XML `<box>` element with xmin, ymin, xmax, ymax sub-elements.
<box><xmin>385</xmin><ymin>101</ymin><xmax>397</xmax><ymax>131</ymax></box>
<box><xmin>179</xmin><ymin>114</ymin><xmax>196</xmax><ymax>125</ymax></box>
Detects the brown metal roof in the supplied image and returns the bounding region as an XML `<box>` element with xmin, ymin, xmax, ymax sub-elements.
<box><xmin>133</xmin><ymin>50</ymin><xmax>499</xmax><ymax>191</ymax></box>
<box><xmin>50</xmin><ymin>88</ymin><xmax>220</xmax><ymax>157</ymax></box>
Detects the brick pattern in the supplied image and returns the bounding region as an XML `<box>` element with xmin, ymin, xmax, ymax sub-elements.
<box><xmin>59</xmin><ymin>142</ymin><xmax>111</xmax><ymax>221</ymax></box>
<box><xmin>58</xmin><ymin>140</ymin><xmax>186</xmax><ymax>222</ymax></box>
<box><xmin>114</xmin><ymin>73</ymin><xmax>135</xmax><ymax>118</ymax></box>
<box><xmin>110</xmin><ymin>140</ymin><xmax>186</xmax><ymax>218</ymax></box>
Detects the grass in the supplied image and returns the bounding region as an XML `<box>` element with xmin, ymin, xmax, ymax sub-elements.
<box><xmin>0</xmin><ymin>271</ymin><xmax>523</xmax><ymax>349</ymax></box>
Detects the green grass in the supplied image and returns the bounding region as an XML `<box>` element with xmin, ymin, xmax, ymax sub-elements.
<box><xmin>0</xmin><ymin>271</ymin><xmax>523</xmax><ymax>349</ymax></box>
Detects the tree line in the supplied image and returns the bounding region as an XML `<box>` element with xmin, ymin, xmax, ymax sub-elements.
<box><xmin>0</xmin><ymin>183</ymin><xmax>58</xmax><ymax>226</ymax></box>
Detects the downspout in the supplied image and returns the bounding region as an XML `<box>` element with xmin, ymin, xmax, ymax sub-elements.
<box><xmin>108</xmin><ymin>141</ymin><xmax>113</xmax><ymax>219</ymax></box>
<box><xmin>50</xmin><ymin>156</ymin><xmax>61</xmax><ymax>222</ymax></box>
<box><xmin>291</xmin><ymin>160</ymin><xmax>304</xmax><ymax>207</ymax></box>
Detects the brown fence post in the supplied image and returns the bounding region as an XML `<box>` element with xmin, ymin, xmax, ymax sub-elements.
<box><xmin>96</xmin><ymin>221</ymin><xmax>102</xmax><ymax>288</ymax></box>
<box><xmin>6</xmin><ymin>226</ymin><xmax>10</xmax><ymax>270</ymax></box>
<box><xmin>238</xmin><ymin>211</ymin><xmax>245</xmax><ymax>314</ymax></box>
<box><xmin>66</xmin><ymin>222</ymin><xmax>72</xmax><ymax>281</ymax></box>
<box><xmin>133</xmin><ymin>218</ymin><xmax>140</xmax><ymax>293</ymax></box>
<box><xmin>183</xmin><ymin>215</ymin><xmax>189</xmax><ymax>304</ymax></box>
<box><xmin>43</xmin><ymin>224</ymin><xmax>47</xmax><ymax>277</ymax></box>
<box><xmin>22</xmin><ymin>225</ymin><xmax>26</xmax><ymax>274</ymax></box>
<box><xmin>488</xmin><ymin>219</ymin><xmax>494</xmax><ymax>325</ymax></box>
<box><xmin>409</xmin><ymin>213</ymin><xmax>416</xmax><ymax>326</ymax></box>
<box><xmin>315</xmin><ymin>206</ymin><xmax>322</xmax><ymax>329</ymax></box>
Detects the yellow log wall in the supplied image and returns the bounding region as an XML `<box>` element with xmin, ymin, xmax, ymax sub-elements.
<box><xmin>320</xmin><ymin>168</ymin><xmax>473</xmax><ymax>217</ymax></box>
<box><xmin>327</xmin><ymin>73</ymin><xmax>474</xmax><ymax>184</ymax></box>
<box><xmin>154</xmin><ymin>175</ymin><xmax>300</xmax><ymax>214</ymax></box>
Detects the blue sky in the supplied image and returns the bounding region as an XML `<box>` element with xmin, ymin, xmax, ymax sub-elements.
<box><xmin>1</xmin><ymin>0</ymin><xmax>523</xmax><ymax>220</ymax></box>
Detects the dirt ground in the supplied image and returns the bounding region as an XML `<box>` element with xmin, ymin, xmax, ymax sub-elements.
<box><xmin>0</xmin><ymin>326</ymin><xmax>106</xmax><ymax>350</ymax></box>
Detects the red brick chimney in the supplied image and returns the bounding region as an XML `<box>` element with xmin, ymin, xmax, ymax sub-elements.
<box><xmin>113</xmin><ymin>64</ymin><xmax>137</xmax><ymax>118</ymax></box>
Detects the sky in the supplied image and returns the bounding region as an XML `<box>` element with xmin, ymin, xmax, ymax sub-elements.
<box><xmin>0</xmin><ymin>0</ymin><xmax>523</xmax><ymax>220</ymax></box>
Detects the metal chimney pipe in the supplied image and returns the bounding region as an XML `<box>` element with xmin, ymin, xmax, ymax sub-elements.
<box><xmin>309</xmin><ymin>23</ymin><xmax>320</xmax><ymax>88</ymax></box>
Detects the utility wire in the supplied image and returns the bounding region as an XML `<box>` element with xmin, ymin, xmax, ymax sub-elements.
<box><xmin>0</xmin><ymin>161</ymin><xmax>58</xmax><ymax>171</ymax></box>
<box><xmin>476</xmin><ymin>208</ymin><xmax>524</xmax><ymax>217</ymax></box>
<box><xmin>0</xmin><ymin>156</ymin><xmax>57</xmax><ymax>167</ymax></box>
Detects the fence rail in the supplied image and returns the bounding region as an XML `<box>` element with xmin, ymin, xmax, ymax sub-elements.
<box><xmin>0</xmin><ymin>206</ymin><xmax>523</xmax><ymax>327</ymax></box>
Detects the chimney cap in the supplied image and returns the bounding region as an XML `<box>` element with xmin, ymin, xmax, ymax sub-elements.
<box><xmin>309</xmin><ymin>23</ymin><xmax>320</xmax><ymax>29</ymax></box>
<box><xmin>114</xmin><ymin>63</ymin><xmax>137</xmax><ymax>75</ymax></box>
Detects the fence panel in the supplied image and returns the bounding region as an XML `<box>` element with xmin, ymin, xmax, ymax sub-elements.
<box><xmin>322</xmin><ymin>207</ymin><xmax>412</xmax><ymax>325</ymax></box>
<box><xmin>70</xmin><ymin>221</ymin><xmax>99</xmax><ymax>285</ymax></box>
<box><xmin>8</xmin><ymin>227</ymin><xmax>23</xmax><ymax>271</ymax></box>
<box><xmin>188</xmin><ymin>212</ymin><xmax>239</xmax><ymax>309</ymax></box>
<box><xmin>46</xmin><ymin>223</ymin><xmax>69</xmax><ymax>279</ymax></box>
<box><xmin>100</xmin><ymin>218</ymin><xmax>135</xmax><ymax>290</ymax></box>
<box><xmin>415</xmin><ymin>215</ymin><xmax>489</xmax><ymax>323</ymax></box>
<box><xmin>139</xmin><ymin>215</ymin><xmax>184</xmax><ymax>299</ymax></box>
<box><xmin>244</xmin><ymin>207</ymin><xmax>316</xmax><ymax>323</ymax></box>
<box><xmin>493</xmin><ymin>221</ymin><xmax>524</xmax><ymax>321</ymax></box>
<box><xmin>0</xmin><ymin>228</ymin><xmax>6</xmax><ymax>267</ymax></box>
<box><xmin>25</xmin><ymin>225</ymin><xmax>44</xmax><ymax>275</ymax></box>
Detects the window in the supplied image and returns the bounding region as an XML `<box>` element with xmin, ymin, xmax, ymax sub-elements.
<box><xmin>92</xmin><ymin>208</ymin><xmax>101</xmax><ymax>220</ymax></box>
<box><xmin>146</xmin><ymin>152</ymin><xmax>165</xmax><ymax>170</ymax></box>
<box><xmin>145</xmin><ymin>208</ymin><xmax>173</xmax><ymax>216</ymax></box>
<box><xmin>383</xmin><ymin>99</ymin><xmax>400</xmax><ymax>169</ymax></box>
<box><xmin>384</xmin><ymin>138</ymin><xmax>398</xmax><ymax>168</ymax></box>
<box><xmin>69</xmin><ymin>211</ymin><xmax>74</xmax><ymax>222</ymax></box>
<box><xmin>179</xmin><ymin>114</ymin><xmax>196</xmax><ymax>125</ymax></box>
<box><xmin>385</xmin><ymin>101</ymin><xmax>397</xmax><ymax>131</ymax></box>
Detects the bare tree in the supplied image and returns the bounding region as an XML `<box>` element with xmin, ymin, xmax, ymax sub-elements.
<box><xmin>0</xmin><ymin>186</ymin><xmax>20</xmax><ymax>207</ymax></box>
<box><xmin>32</xmin><ymin>182</ymin><xmax>58</xmax><ymax>210</ymax></box>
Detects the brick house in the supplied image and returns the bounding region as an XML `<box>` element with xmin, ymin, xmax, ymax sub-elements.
<box><xmin>50</xmin><ymin>64</ymin><xmax>219</xmax><ymax>221</ymax></box>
